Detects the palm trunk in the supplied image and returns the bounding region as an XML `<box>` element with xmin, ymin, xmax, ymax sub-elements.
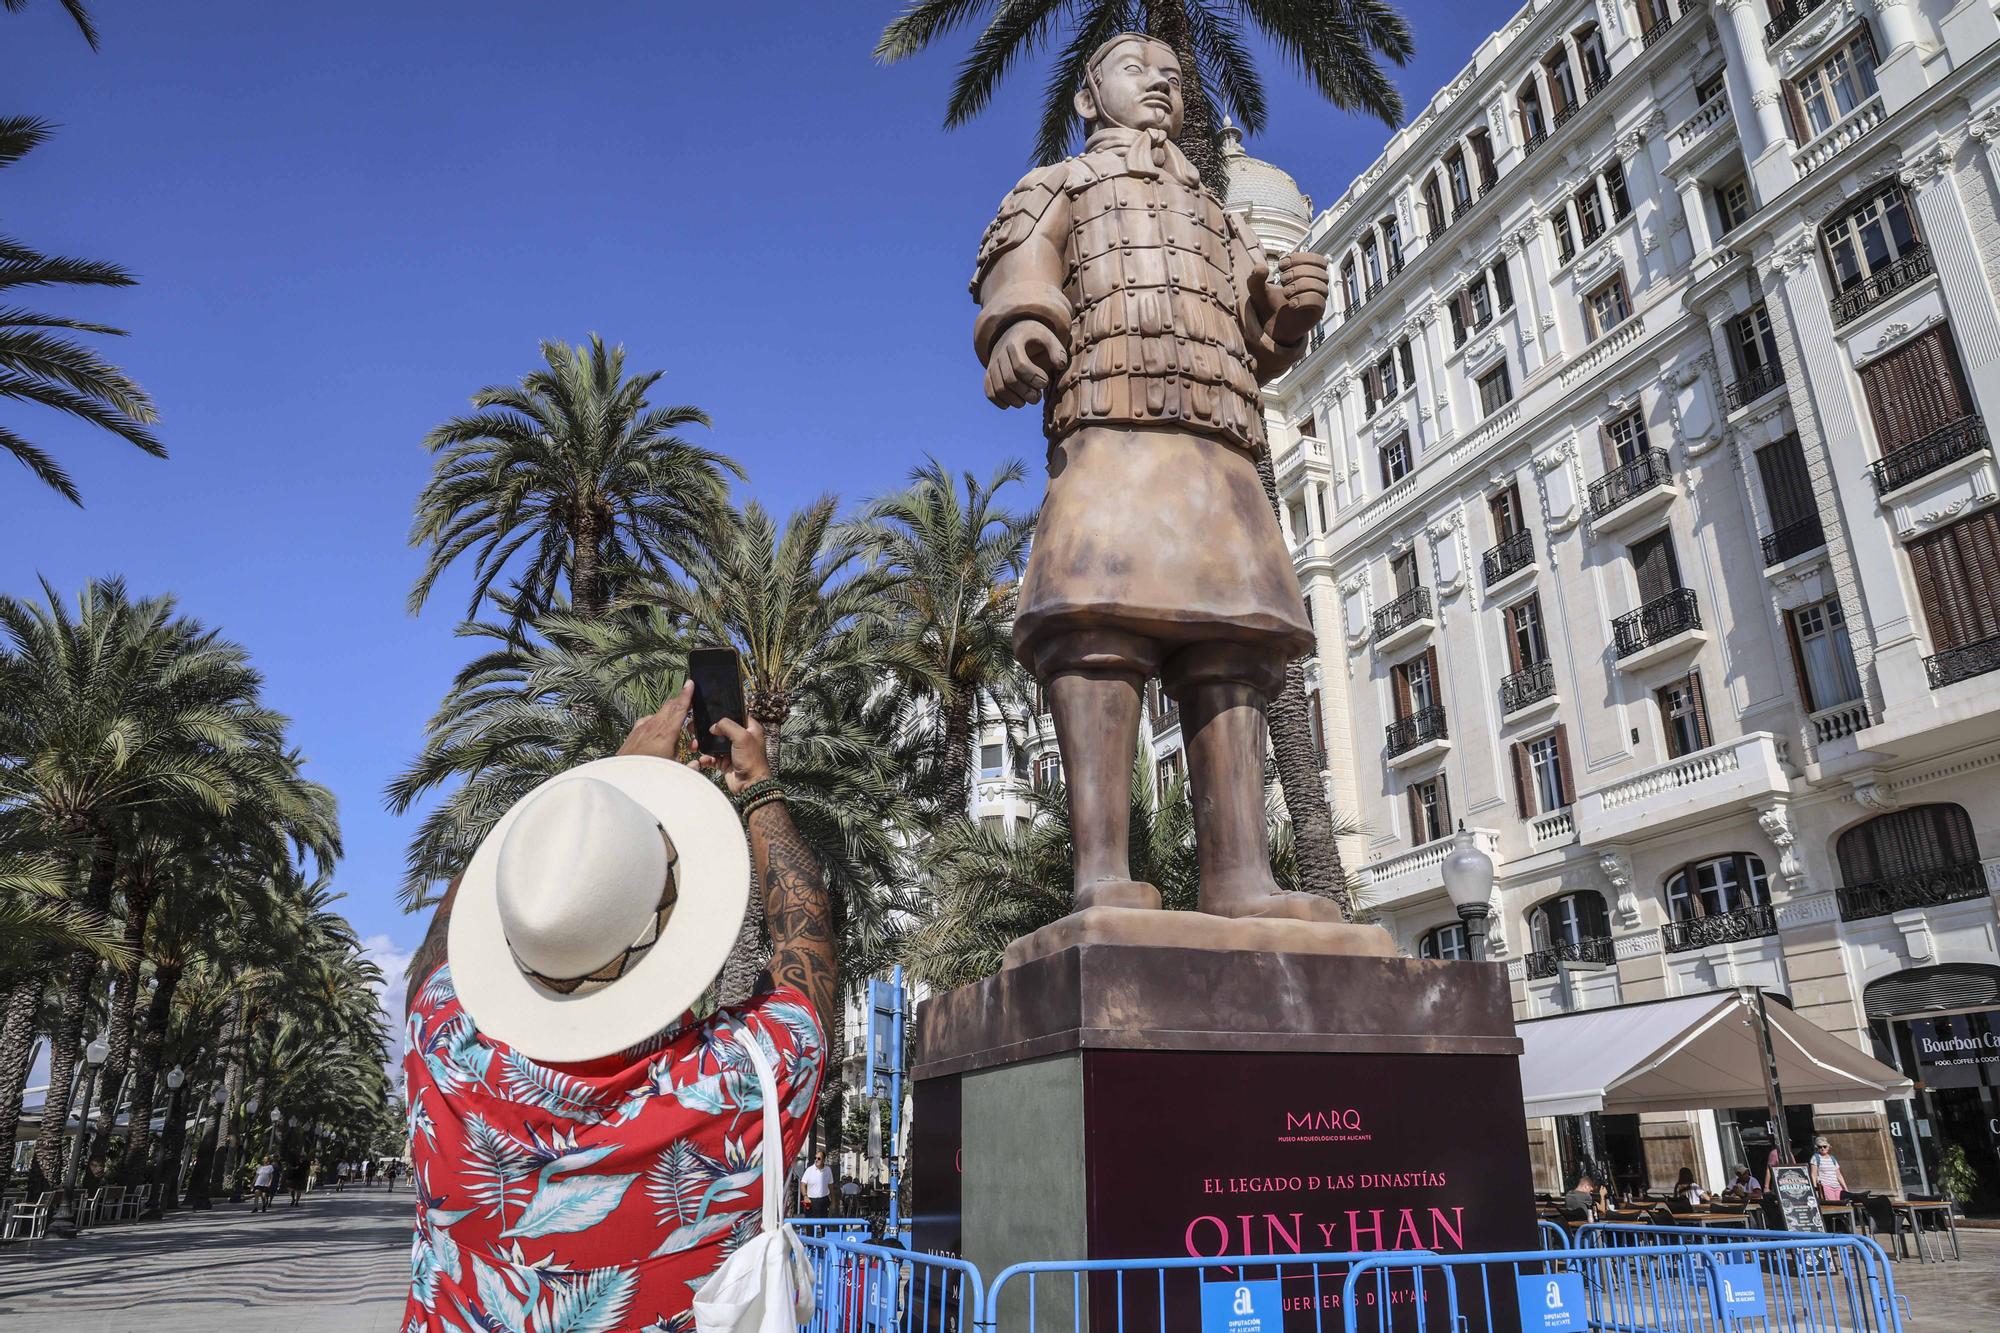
<box><xmin>33</xmin><ymin>831</ymin><xmax>116</xmax><ymax>1187</ymax></box>
<box><xmin>1251</xmin><ymin>449</ymin><xmax>1350</xmax><ymax>913</ymax></box>
<box><xmin>214</xmin><ymin>1000</ymin><xmax>248</xmax><ymax>1193</ymax></box>
<box><xmin>941</xmin><ymin>696</ymin><xmax>975</xmax><ymax>819</ymax></box>
<box><xmin>571</xmin><ymin>512</ymin><xmax>605</xmax><ymax>621</ymax></box>
<box><xmin>0</xmin><ymin>971</ymin><xmax>48</xmax><ymax>1172</ymax></box>
<box><xmin>118</xmin><ymin>959</ymin><xmax>179</xmax><ymax>1183</ymax></box>
<box><xmin>90</xmin><ymin>868</ymin><xmax>159</xmax><ymax>1169</ymax></box>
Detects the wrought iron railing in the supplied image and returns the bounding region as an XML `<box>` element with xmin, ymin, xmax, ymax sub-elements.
<box><xmin>1641</xmin><ymin>7</ymin><xmax>1678</xmax><ymax>48</ymax></box>
<box><xmin>1588</xmin><ymin>447</ymin><xmax>1674</xmax><ymax>519</ymax></box>
<box><xmin>1427</xmin><ymin>220</ymin><xmax>1450</xmax><ymax>246</ymax></box>
<box><xmin>1765</xmin><ymin>0</ymin><xmax>1829</xmax><ymax>43</ymax></box>
<box><xmin>1868</xmin><ymin>414</ymin><xmax>1988</xmax><ymax>495</ymax></box>
<box><xmin>1482</xmin><ymin>529</ymin><xmax>1534</xmax><ymax>585</ymax></box>
<box><xmin>1837</xmin><ymin>862</ymin><xmax>1988</xmax><ymax>922</ymax></box>
<box><xmin>1522</xmin><ymin>934</ymin><xmax>1616</xmax><ymax>981</ymax></box>
<box><xmin>1613</xmin><ymin>588</ymin><xmax>1701</xmax><ymax>659</ymax></box>
<box><xmin>1374</xmin><ymin>585</ymin><xmax>1433</xmax><ymax>639</ymax></box>
<box><xmin>1584</xmin><ymin>70</ymin><xmax>1612</xmax><ymax>99</ymax></box>
<box><xmin>1150</xmin><ymin>699</ymin><xmax>1180</xmax><ymax>732</ymax></box>
<box><xmin>1926</xmin><ymin>632</ymin><xmax>2000</xmax><ymax>689</ymax></box>
<box><xmin>1384</xmin><ymin>703</ymin><xmax>1448</xmax><ymax>758</ymax></box>
<box><xmin>1662</xmin><ymin>903</ymin><xmax>1778</xmax><ymax>953</ymax></box>
<box><xmin>1760</xmin><ymin>516</ymin><xmax>1824</xmax><ymax>566</ymax></box>
<box><xmin>1552</xmin><ymin>101</ymin><xmax>1582</xmax><ymax>131</ymax></box>
<box><xmin>1521</xmin><ymin>129</ymin><xmax>1549</xmax><ymax>159</ymax></box>
<box><xmin>1830</xmin><ymin>246</ymin><xmax>1932</xmax><ymax>326</ymax></box>
<box><xmin>1726</xmin><ymin>362</ymin><xmax>1785</xmax><ymax>410</ymax></box>
<box><xmin>1500</xmin><ymin>660</ymin><xmax>1556</xmax><ymax>713</ymax></box>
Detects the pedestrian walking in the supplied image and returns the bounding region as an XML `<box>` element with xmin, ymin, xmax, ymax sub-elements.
<box><xmin>1809</xmin><ymin>1136</ymin><xmax>1850</xmax><ymax>1201</ymax></box>
<box><xmin>799</xmin><ymin>1149</ymin><xmax>833</xmax><ymax>1218</ymax></box>
<box><xmin>335</xmin><ymin>1160</ymin><xmax>348</xmax><ymax>1192</ymax></box>
<box><xmin>288</xmin><ymin>1157</ymin><xmax>308</xmax><ymax>1206</ymax></box>
<box><xmin>385</xmin><ymin>1160</ymin><xmax>400</xmax><ymax>1193</ymax></box>
<box><xmin>251</xmin><ymin>1156</ymin><xmax>278</xmax><ymax>1213</ymax></box>
<box><xmin>398</xmin><ymin>685</ymin><xmax>832</xmax><ymax>1331</ymax></box>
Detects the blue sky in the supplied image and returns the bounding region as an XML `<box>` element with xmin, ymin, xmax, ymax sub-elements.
<box><xmin>2</xmin><ymin>0</ymin><xmax>1495</xmax><ymax>1001</ymax></box>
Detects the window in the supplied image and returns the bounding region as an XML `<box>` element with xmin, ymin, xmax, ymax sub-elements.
<box><xmin>1791</xmin><ymin>29</ymin><xmax>1879</xmax><ymax>138</ymax></box>
<box><xmin>1629</xmin><ymin>529</ymin><xmax>1683</xmax><ymax>602</ymax></box>
<box><xmin>1604</xmin><ymin>407</ymin><xmax>1648</xmax><ymax>465</ymax></box>
<box><xmin>1585</xmin><ymin>273</ymin><xmax>1631</xmax><ymax>339</ymax></box>
<box><xmin>1729</xmin><ymin>305</ymin><xmax>1780</xmax><ymax>378</ymax></box>
<box><xmin>1294</xmin><ymin>413</ymin><xmax>1318</xmax><ymax>440</ymax></box>
<box><xmin>1490</xmin><ymin>484</ymin><xmax>1525</xmax><ymax>540</ymax></box>
<box><xmin>1362</xmin><ymin>235</ymin><xmax>1383</xmax><ymax>288</ymax></box>
<box><xmin>1756</xmin><ymin>434</ymin><xmax>1817</xmax><ymax>556</ymax></box>
<box><xmin>1156</xmin><ymin>749</ymin><xmax>1185</xmax><ymax>793</ymax></box>
<box><xmin>1314</xmin><ymin>487</ymin><xmax>1329</xmax><ymax>531</ymax></box>
<box><xmin>1383</xmin><ymin>217</ymin><xmax>1404</xmax><ymax>270</ymax></box>
<box><xmin>1408</xmin><ymin>774</ymin><xmax>1452</xmax><ymax>843</ymax></box>
<box><xmin>1507</xmin><ymin>595</ymin><xmax>1551</xmax><ymax>671</ymax></box>
<box><xmin>1603</xmin><ymin>162</ymin><xmax>1631</xmax><ymax>222</ymax></box>
<box><xmin>1380</xmin><ymin>433</ymin><xmax>1413</xmax><ymax>486</ymax></box>
<box><xmin>980</xmin><ymin>815</ymin><xmax>1005</xmax><ymax>835</ymax></box>
<box><xmin>979</xmin><ymin>742</ymin><xmax>1004</xmax><ymax>778</ymax></box>
<box><xmin>1477</xmin><ymin>364</ymin><xmax>1514</xmax><ymax>416</ymax></box>
<box><xmin>1576</xmin><ymin>183</ymin><xmax>1606</xmax><ymax>244</ymax></box>
<box><xmin>1446</xmin><ymin>149</ymin><xmax>1473</xmax><ymax>211</ymax></box>
<box><xmin>1491</xmin><ymin>257</ymin><xmax>1514</xmax><ymax>312</ymax></box>
<box><xmin>1837</xmin><ymin>804</ymin><xmax>1981</xmax><ymax>891</ymax></box>
<box><xmin>1519</xmin><ymin>83</ymin><xmax>1547</xmax><ymax>142</ymax></box>
<box><xmin>1820</xmin><ymin>183</ymin><xmax>1920</xmax><ymax>292</ymax></box>
<box><xmin>1577</xmin><ymin>23</ymin><xmax>1610</xmax><ymax>87</ymax></box>
<box><xmin>1906</xmin><ymin>508</ymin><xmax>2000</xmax><ymax>660</ymax></box>
<box><xmin>1858</xmin><ymin>326</ymin><xmax>1972</xmax><ymax>457</ymax></box>
<box><xmin>1552</xmin><ymin>210</ymin><xmax>1576</xmax><ymax>264</ymax></box>
<box><xmin>1341</xmin><ymin>257</ymin><xmax>1362</xmax><ymax>311</ymax></box>
<box><xmin>1390</xmin><ymin>548</ymin><xmax>1422</xmax><ymax>595</ymax></box>
<box><xmin>1032</xmin><ymin>752</ymin><xmax>1063</xmax><ymax>789</ymax></box>
<box><xmin>1288</xmin><ymin>499</ymin><xmax>1309</xmax><ymax>540</ymax></box>
<box><xmin>1470</xmin><ymin>130</ymin><xmax>1498</xmax><ymax>191</ymax></box>
<box><xmin>1448</xmin><ymin>294</ymin><xmax>1468</xmax><ymax>347</ymax></box>
<box><xmin>1545</xmin><ymin>49</ymin><xmax>1578</xmax><ymax>114</ymax></box>
<box><xmin>1308</xmin><ymin>689</ymin><xmax>1327</xmax><ymax>766</ymax></box>
<box><xmin>1468</xmin><ymin>277</ymin><xmax>1493</xmax><ymax>330</ymax></box>
<box><xmin>1392</xmin><ymin>649</ymin><xmax>1438</xmax><ymax>717</ymax></box>
<box><xmin>1656</xmin><ymin>671</ymin><xmax>1712</xmax><ymax>758</ymax></box>
<box><xmin>1527</xmin><ymin>731</ymin><xmax>1567</xmax><ymax>813</ymax></box>
<box><xmin>1528</xmin><ymin>889</ymin><xmax>1609</xmax><ymax>951</ymax></box>
<box><xmin>1376</xmin><ymin>352</ymin><xmax>1399</xmax><ymax>400</ymax></box>
<box><xmin>1423</xmin><ymin>177</ymin><xmax>1448</xmax><ymax>234</ymax></box>
<box><xmin>1715</xmin><ymin>175</ymin><xmax>1753</xmax><ymax>234</ymax></box>
<box><xmin>1397</xmin><ymin>337</ymin><xmax>1415</xmax><ymax>386</ymax></box>
<box><xmin>1667</xmin><ymin>854</ymin><xmax>1770</xmax><ymax>921</ymax></box>
<box><xmin>1696</xmin><ymin>70</ymin><xmax>1727</xmax><ymax>106</ymax></box>
<box><xmin>1790</xmin><ymin>598</ymin><xmax>1862</xmax><ymax>711</ymax></box>
<box><xmin>1418</xmin><ymin>922</ymin><xmax>1470</xmax><ymax>960</ymax></box>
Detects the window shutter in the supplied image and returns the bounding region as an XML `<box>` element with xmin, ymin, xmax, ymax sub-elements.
<box><xmin>1756</xmin><ymin>435</ymin><xmax>1815</xmax><ymax>531</ymax></box>
<box><xmin>1422</xmin><ymin>648</ymin><xmax>1441</xmax><ymax>706</ymax></box>
<box><xmin>1393</xmin><ymin>662</ymin><xmax>1413</xmax><ymax>719</ymax></box>
<box><xmin>1504</xmin><ymin>604</ymin><xmax>1525</xmax><ymax>674</ymax></box>
<box><xmin>1908</xmin><ymin>507</ymin><xmax>2000</xmax><ymax>652</ymax></box>
<box><xmin>1782</xmin><ymin>81</ymin><xmax>1809</xmax><ymax>143</ymax></box>
<box><xmin>1511</xmin><ymin>742</ymin><xmax>1532</xmax><ymax>817</ymax></box>
<box><xmin>1784</xmin><ymin>610</ymin><xmax>1819</xmax><ymax>712</ymax></box>
<box><xmin>1553</xmin><ymin>724</ymin><xmax>1575</xmax><ymax>808</ymax></box>
<box><xmin>1406</xmin><ymin>784</ymin><xmax>1424</xmax><ymax>843</ymax></box>
<box><xmin>1687</xmin><ymin>670</ymin><xmax>1713</xmax><ymax>750</ymax></box>
<box><xmin>1437</xmin><ymin>773</ymin><xmax>1453</xmax><ymax>834</ymax></box>
<box><xmin>1862</xmin><ymin>327</ymin><xmax>1971</xmax><ymax>453</ymax></box>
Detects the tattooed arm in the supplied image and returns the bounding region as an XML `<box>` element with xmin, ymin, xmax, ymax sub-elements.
<box><xmin>705</xmin><ymin>716</ymin><xmax>838</xmax><ymax>1026</ymax></box>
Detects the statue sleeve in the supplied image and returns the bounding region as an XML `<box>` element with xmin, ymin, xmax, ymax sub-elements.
<box><xmin>1226</xmin><ymin>211</ymin><xmax>1307</xmax><ymax>385</ymax></box>
<box><xmin>970</xmin><ymin>165</ymin><xmax>1073</xmax><ymax>364</ymax></box>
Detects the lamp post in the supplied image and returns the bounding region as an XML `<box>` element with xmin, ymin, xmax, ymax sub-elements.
<box><xmin>1441</xmin><ymin>823</ymin><xmax>1497</xmax><ymax>962</ymax></box>
<box><xmin>49</xmin><ymin>1035</ymin><xmax>111</xmax><ymax>1238</ymax></box>
<box><xmin>145</xmin><ymin>1065</ymin><xmax>187</xmax><ymax>1219</ymax></box>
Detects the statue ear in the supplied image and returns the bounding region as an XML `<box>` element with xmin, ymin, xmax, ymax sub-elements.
<box><xmin>1073</xmin><ymin>82</ymin><xmax>1097</xmax><ymax>125</ymax></box>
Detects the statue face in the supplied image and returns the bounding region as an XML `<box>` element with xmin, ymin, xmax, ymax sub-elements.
<box><xmin>1081</xmin><ymin>37</ymin><xmax>1183</xmax><ymax>136</ymax></box>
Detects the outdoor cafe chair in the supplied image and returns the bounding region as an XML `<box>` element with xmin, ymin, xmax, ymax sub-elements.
<box><xmin>119</xmin><ymin>1184</ymin><xmax>153</xmax><ymax>1221</ymax></box>
<box><xmin>1862</xmin><ymin>1194</ymin><xmax>1913</xmax><ymax>1259</ymax></box>
<box><xmin>3</xmin><ymin>1191</ymin><xmax>53</xmax><ymax>1242</ymax></box>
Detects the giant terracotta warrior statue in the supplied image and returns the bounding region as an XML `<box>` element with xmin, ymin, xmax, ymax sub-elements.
<box><xmin>972</xmin><ymin>32</ymin><xmax>1340</xmax><ymax>925</ymax></box>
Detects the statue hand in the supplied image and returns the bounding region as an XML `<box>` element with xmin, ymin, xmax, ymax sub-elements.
<box><xmin>1270</xmin><ymin>251</ymin><xmax>1330</xmax><ymax>346</ymax></box>
<box><xmin>984</xmin><ymin>321</ymin><xmax>1070</xmax><ymax>409</ymax></box>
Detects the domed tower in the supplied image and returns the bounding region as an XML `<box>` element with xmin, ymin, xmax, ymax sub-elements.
<box><xmin>1220</xmin><ymin>119</ymin><xmax>1313</xmax><ymax>256</ymax></box>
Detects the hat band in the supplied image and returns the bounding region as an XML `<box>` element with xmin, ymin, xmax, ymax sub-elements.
<box><xmin>508</xmin><ymin>829</ymin><xmax>680</xmax><ymax>997</ymax></box>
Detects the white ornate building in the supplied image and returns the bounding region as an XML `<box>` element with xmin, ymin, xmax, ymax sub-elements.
<box><xmin>1236</xmin><ymin>0</ymin><xmax>2000</xmax><ymax>1203</ymax></box>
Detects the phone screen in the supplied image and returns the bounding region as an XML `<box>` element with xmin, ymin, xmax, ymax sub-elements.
<box><xmin>688</xmin><ymin>647</ymin><xmax>746</xmax><ymax>760</ymax></box>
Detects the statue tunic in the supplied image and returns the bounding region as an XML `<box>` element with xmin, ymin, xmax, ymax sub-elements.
<box><xmin>971</xmin><ymin>129</ymin><xmax>1313</xmax><ymax>667</ymax></box>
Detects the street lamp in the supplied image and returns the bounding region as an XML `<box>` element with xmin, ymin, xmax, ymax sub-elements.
<box><xmin>49</xmin><ymin>1035</ymin><xmax>111</xmax><ymax>1238</ymax></box>
<box><xmin>1441</xmin><ymin>823</ymin><xmax>1497</xmax><ymax>963</ymax></box>
<box><xmin>148</xmin><ymin>1065</ymin><xmax>187</xmax><ymax>1218</ymax></box>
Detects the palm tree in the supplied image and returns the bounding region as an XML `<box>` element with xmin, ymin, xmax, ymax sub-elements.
<box><xmin>875</xmin><ymin>0</ymin><xmax>1414</xmax><ymax>191</ymax></box>
<box><xmin>849</xmin><ymin>457</ymin><xmax>1035</xmax><ymax>818</ymax></box>
<box><xmin>1</xmin><ymin>117</ymin><xmax>163</xmax><ymax>505</ymax></box>
<box><xmin>2</xmin><ymin>0</ymin><xmax>99</xmax><ymax>49</ymax></box>
<box><xmin>408</xmin><ymin>335</ymin><xmax>739</xmax><ymax>628</ymax></box>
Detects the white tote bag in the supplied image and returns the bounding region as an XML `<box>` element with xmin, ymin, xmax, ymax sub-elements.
<box><xmin>693</xmin><ymin>1026</ymin><xmax>817</xmax><ymax>1333</ymax></box>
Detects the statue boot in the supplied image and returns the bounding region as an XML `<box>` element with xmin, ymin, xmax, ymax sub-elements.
<box><xmin>1167</xmin><ymin>645</ymin><xmax>1347</xmax><ymax>924</ymax></box>
<box><xmin>1047</xmin><ymin>666</ymin><xmax>1162</xmax><ymax>911</ymax></box>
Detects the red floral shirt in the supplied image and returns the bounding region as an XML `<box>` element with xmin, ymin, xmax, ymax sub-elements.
<box><xmin>402</xmin><ymin>965</ymin><xmax>824</xmax><ymax>1333</ymax></box>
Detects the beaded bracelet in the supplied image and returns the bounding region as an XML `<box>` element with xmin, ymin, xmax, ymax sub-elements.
<box><xmin>735</xmin><ymin>776</ymin><xmax>787</xmax><ymax>820</ymax></box>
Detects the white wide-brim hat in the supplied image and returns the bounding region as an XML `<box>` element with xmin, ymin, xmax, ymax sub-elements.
<box><xmin>448</xmin><ymin>755</ymin><xmax>749</xmax><ymax>1062</ymax></box>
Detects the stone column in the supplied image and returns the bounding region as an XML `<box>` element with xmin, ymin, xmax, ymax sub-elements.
<box><xmin>1406</xmin><ymin>311</ymin><xmax>1442</xmax><ymax>454</ymax></box>
<box><xmin>1712</xmin><ymin>0</ymin><xmax>1797</xmax><ymax>200</ymax></box>
<box><xmin>1620</xmin><ymin>117</ymin><xmax>1673</xmax><ymax>286</ymax></box>
<box><xmin>1506</xmin><ymin>230</ymin><xmax>1547</xmax><ymax>373</ymax></box>
<box><xmin>1867</xmin><ymin>0</ymin><xmax>1932</xmax><ymax>109</ymax></box>
<box><xmin>1515</xmin><ymin>223</ymin><xmax>1560</xmax><ymax>365</ymax></box>
<box><xmin>1900</xmin><ymin>139</ymin><xmax>2000</xmax><ymax>416</ymax></box>
<box><xmin>1424</xmin><ymin>302</ymin><xmax>1459</xmax><ymax>440</ymax></box>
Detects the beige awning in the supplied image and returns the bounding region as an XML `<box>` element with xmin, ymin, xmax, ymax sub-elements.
<box><xmin>1517</xmin><ymin>990</ymin><xmax>1913</xmax><ymax>1117</ymax></box>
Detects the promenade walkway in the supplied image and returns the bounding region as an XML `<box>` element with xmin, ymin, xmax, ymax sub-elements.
<box><xmin>0</xmin><ymin>1187</ymin><xmax>408</xmax><ymax>1332</ymax></box>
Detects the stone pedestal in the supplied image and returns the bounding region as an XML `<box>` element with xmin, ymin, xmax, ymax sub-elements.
<box><xmin>911</xmin><ymin>941</ymin><xmax>1537</xmax><ymax>1332</ymax></box>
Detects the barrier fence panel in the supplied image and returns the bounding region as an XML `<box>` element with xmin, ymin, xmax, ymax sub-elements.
<box><xmin>984</xmin><ymin>1251</ymin><xmax>1413</xmax><ymax>1333</ymax></box>
<box><xmin>800</xmin><ymin>1236</ymin><xmax>984</xmax><ymax>1333</ymax></box>
<box><xmin>1537</xmin><ymin>1220</ymin><xmax>1570</xmax><ymax>1252</ymax></box>
<box><xmin>1337</xmin><ymin>1236</ymin><xmax>1904</xmax><ymax>1333</ymax></box>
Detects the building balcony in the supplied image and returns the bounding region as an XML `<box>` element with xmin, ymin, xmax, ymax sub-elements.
<box><xmin>1831</xmin><ymin>245</ymin><xmax>1931</xmax><ymax>328</ymax></box>
<box><xmin>1523</xmin><ymin>934</ymin><xmax>1616</xmax><ymax>981</ymax></box>
<box><xmin>1521</xmin><ymin>129</ymin><xmax>1549</xmax><ymax>161</ymax></box>
<box><xmin>1501</xmin><ymin>660</ymin><xmax>1557</xmax><ymax>717</ymax></box>
<box><xmin>1385</xmin><ymin>703</ymin><xmax>1448</xmax><ymax>765</ymax></box>
<box><xmin>1726</xmin><ymin>362</ymin><xmax>1785</xmax><ymax>412</ymax></box>
<box><xmin>1578</xmin><ymin>732</ymin><xmax>1792</xmax><ymax>845</ymax></box>
<box><xmin>1809</xmin><ymin>699</ymin><xmax>1872</xmax><ymax>746</ymax></box>
<box><xmin>1613</xmin><ymin>588</ymin><xmax>1703</xmax><ymax>665</ymax></box>
<box><xmin>1869</xmin><ymin>414</ymin><xmax>1988</xmax><ymax>495</ymax></box>
<box><xmin>1356</xmin><ymin>827</ymin><xmax>1500</xmax><ymax>908</ymax></box>
<box><xmin>1584</xmin><ymin>69</ymin><xmax>1613</xmax><ymax>100</ymax></box>
<box><xmin>1837</xmin><ymin>862</ymin><xmax>1989</xmax><ymax>923</ymax></box>
<box><xmin>1588</xmin><ymin>448</ymin><xmax>1678</xmax><ymax>533</ymax></box>
<box><xmin>1640</xmin><ymin>5</ymin><xmax>1679</xmax><ymax>50</ymax></box>
<box><xmin>1761</xmin><ymin>516</ymin><xmax>1824</xmax><ymax>567</ymax></box>
<box><xmin>1483</xmin><ymin>529</ymin><xmax>1535</xmax><ymax>588</ymax></box>
<box><xmin>1149</xmin><ymin>699</ymin><xmax>1181</xmax><ymax>733</ymax></box>
<box><xmin>1669</xmin><ymin>95</ymin><xmax>1733</xmax><ymax>169</ymax></box>
<box><xmin>1661</xmin><ymin>903</ymin><xmax>1779</xmax><ymax>954</ymax></box>
<box><xmin>1765</xmin><ymin>0</ymin><xmax>1831</xmax><ymax>42</ymax></box>
<box><xmin>1795</xmin><ymin>94</ymin><xmax>1884</xmax><ymax>178</ymax></box>
<box><xmin>1926</xmin><ymin>633</ymin><xmax>2000</xmax><ymax>689</ymax></box>
<box><xmin>1529</xmin><ymin>806</ymin><xmax>1577</xmax><ymax>849</ymax></box>
<box><xmin>1374</xmin><ymin>585</ymin><xmax>1435</xmax><ymax>650</ymax></box>
<box><xmin>1551</xmin><ymin>101</ymin><xmax>1582</xmax><ymax>132</ymax></box>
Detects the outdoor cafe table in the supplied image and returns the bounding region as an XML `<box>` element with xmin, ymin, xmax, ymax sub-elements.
<box><xmin>1893</xmin><ymin>1199</ymin><xmax>1961</xmax><ymax>1261</ymax></box>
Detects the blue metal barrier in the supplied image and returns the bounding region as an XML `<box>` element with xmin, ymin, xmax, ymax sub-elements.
<box><xmin>1537</xmin><ymin>1219</ymin><xmax>1571</xmax><ymax>1251</ymax></box>
<box><xmin>985</xmin><ymin>1250</ymin><xmax>1399</xmax><ymax>1333</ymax></box>
<box><xmin>1577</xmin><ymin>1223</ymin><xmax>1903</xmax><ymax>1333</ymax></box>
<box><xmin>800</xmin><ymin>1235</ymin><xmax>984</xmax><ymax>1333</ymax></box>
<box><xmin>789</xmin><ymin>1216</ymin><xmax>875</xmax><ymax>1238</ymax></box>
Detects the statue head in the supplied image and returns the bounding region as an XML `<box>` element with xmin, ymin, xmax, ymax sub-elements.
<box><xmin>1076</xmin><ymin>33</ymin><xmax>1183</xmax><ymax>138</ymax></box>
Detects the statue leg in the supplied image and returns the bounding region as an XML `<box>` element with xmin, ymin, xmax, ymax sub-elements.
<box><xmin>1165</xmin><ymin>642</ymin><xmax>1347</xmax><ymax>923</ymax></box>
<box><xmin>1033</xmin><ymin>629</ymin><xmax>1163</xmax><ymax>912</ymax></box>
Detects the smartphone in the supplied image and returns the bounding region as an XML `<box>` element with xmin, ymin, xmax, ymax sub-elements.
<box><xmin>687</xmin><ymin>646</ymin><xmax>747</xmax><ymax>761</ymax></box>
